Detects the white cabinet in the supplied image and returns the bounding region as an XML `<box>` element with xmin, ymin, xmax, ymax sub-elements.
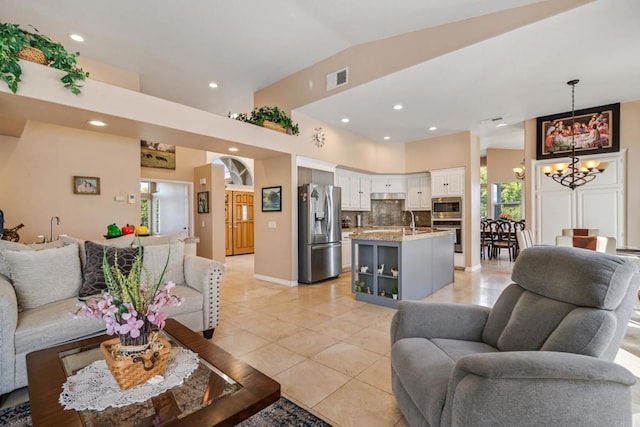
<box><xmin>535</xmin><ymin>152</ymin><xmax>625</xmax><ymax>245</ymax></box>
<box><xmin>431</xmin><ymin>167</ymin><xmax>464</xmax><ymax>197</ymax></box>
<box><xmin>406</xmin><ymin>174</ymin><xmax>432</xmax><ymax>210</ymax></box>
<box><xmin>335</xmin><ymin>169</ymin><xmax>371</xmax><ymax>211</ymax></box>
<box><xmin>371</xmin><ymin>175</ymin><xmax>406</xmax><ymax>193</ymax></box>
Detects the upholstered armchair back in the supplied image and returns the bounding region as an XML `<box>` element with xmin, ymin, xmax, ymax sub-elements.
<box><xmin>481</xmin><ymin>246</ymin><xmax>639</xmax><ymax>360</ymax></box>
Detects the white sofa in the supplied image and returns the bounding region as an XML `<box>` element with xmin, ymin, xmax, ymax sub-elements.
<box><xmin>0</xmin><ymin>233</ymin><xmax>224</xmax><ymax>396</ymax></box>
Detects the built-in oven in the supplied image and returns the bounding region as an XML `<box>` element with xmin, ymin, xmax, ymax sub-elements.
<box><xmin>432</xmin><ymin>197</ymin><xmax>463</xmax><ymax>219</ymax></box>
<box><xmin>432</xmin><ymin>219</ymin><xmax>462</xmax><ymax>253</ymax></box>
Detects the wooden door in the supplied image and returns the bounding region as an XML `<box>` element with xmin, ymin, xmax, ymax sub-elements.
<box><xmin>232</xmin><ymin>191</ymin><xmax>254</xmax><ymax>255</ymax></box>
<box><xmin>224</xmin><ymin>191</ymin><xmax>233</xmax><ymax>256</ymax></box>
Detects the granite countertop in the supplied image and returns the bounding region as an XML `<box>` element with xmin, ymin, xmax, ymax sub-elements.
<box><xmin>348</xmin><ymin>226</ymin><xmax>453</xmax><ymax>242</ymax></box>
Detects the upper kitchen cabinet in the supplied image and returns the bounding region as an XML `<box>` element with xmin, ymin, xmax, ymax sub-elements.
<box><xmin>406</xmin><ymin>174</ymin><xmax>431</xmax><ymax>210</ymax></box>
<box><xmin>430</xmin><ymin>167</ymin><xmax>464</xmax><ymax>197</ymax></box>
<box><xmin>336</xmin><ymin>169</ymin><xmax>371</xmax><ymax>211</ymax></box>
<box><xmin>371</xmin><ymin>175</ymin><xmax>407</xmax><ymax>194</ymax></box>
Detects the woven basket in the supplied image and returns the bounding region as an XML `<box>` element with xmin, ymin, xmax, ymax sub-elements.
<box><xmin>262</xmin><ymin>120</ymin><xmax>287</xmax><ymax>134</ymax></box>
<box><xmin>100</xmin><ymin>336</ymin><xmax>171</xmax><ymax>390</ymax></box>
<box><xmin>17</xmin><ymin>47</ymin><xmax>47</xmax><ymax>65</ymax></box>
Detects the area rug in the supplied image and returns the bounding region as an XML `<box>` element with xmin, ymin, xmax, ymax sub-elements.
<box><xmin>0</xmin><ymin>397</ymin><xmax>331</xmax><ymax>427</ymax></box>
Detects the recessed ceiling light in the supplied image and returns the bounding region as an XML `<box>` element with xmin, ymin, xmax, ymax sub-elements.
<box><xmin>383</xmin><ymin>136</ymin><xmax>391</xmax><ymax>140</ymax></box>
<box><xmin>228</xmin><ymin>147</ymin><xmax>239</xmax><ymax>152</ymax></box>
<box><xmin>87</xmin><ymin>120</ymin><xmax>107</xmax><ymax>127</ymax></box>
<box><xmin>208</xmin><ymin>82</ymin><xmax>218</xmax><ymax>89</ymax></box>
<box><xmin>429</xmin><ymin>126</ymin><xmax>437</xmax><ymax>131</ymax></box>
<box><xmin>393</xmin><ymin>104</ymin><xmax>403</xmax><ymax>110</ymax></box>
<box><xmin>68</xmin><ymin>33</ymin><xmax>84</xmax><ymax>42</ymax></box>
<box><xmin>341</xmin><ymin>118</ymin><xmax>350</xmax><ymax>123</ymax></box>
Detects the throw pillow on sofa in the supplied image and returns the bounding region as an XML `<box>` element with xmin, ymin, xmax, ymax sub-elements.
<box><xmin>0</xmin><ymin>239</ymin><xmax>65</xmax><ymax>280</ymax></box>
<box><xmin>3</xmin><ymin>243</ymin><xmax>82</xmax><ymax>310</ymax></box>
<box><xmin>142</xmin><ymin>242</ymin><xmax>185</xmax><ymax>285</ymax></box>
<box><xmin>80</xmin><ymin>241</ymin><xmax>141</xmax><ymax>297</ymax></box>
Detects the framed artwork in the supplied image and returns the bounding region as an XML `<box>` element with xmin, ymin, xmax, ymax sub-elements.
<box><xmin>536</xmin><ymin>103</ymin><xmax>620</xmax><ymax>160</ymax></box>
<box><xmin>197</xmin><ymin>191</ymin><xmax>209</xmax><ymax>214</ymax></box>
<box><xmin>73</xmin><ymin>176</ymin><xmax>100</xmax><ymax>195</ymax></box>
<box><xmin>140</xmin><ymin>140</ymin><xmax>176</xmax><ymax>169</ymax></box>
<box><xmin>262</xmin><ymin>186</ymin><xmax>282</xmax><ymax>212</ymax></box>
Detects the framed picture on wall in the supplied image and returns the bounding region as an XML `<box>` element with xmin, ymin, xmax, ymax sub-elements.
<box><xmin>197</xmin><ymin>191</ymin><xmax>209</xmax><ymax>214</ymax></box>
<box><xmin>262</xmin><ymin>186</ymin><xmax>282</xmax><ymax>212</ymax></box>
<box><xmin>536</xmin><ymin>103</ymin><xmax>620</xmax><ymax>160</ymax></box>
<box><xmin>73</xmin><ymin>176</ymin><xmax>101</xmax><ymax>195</ymax></box>
<box><xmin>140</xmin><ymin>140</ymin><xmax>176</xmax><ymax>169</ymax></box>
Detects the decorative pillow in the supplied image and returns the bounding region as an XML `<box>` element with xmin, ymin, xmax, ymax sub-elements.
<box><xmin>3</xmin><ymin>243</ymin><xmax>82</xmax><ymax>310</ymax></box>
<box><xmin>0</xmin><ymin>239</ymin><xmax>65</xmax><ymax>279</ymax></box>
<box><xmin>80</xmin><ymin>241</ymin><xmax>141</xmax><ymax>297</ymax></box>
<box><xmin>142</xmin><ymin>242</ymin><xmax>185</xmax><ymax>286</ymax></box>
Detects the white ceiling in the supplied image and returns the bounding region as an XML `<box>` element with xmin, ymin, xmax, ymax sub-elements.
<box><xmin>1</xmin><ymin>0</ymin><xmax>639</xmax><ymax>153</ymax></box>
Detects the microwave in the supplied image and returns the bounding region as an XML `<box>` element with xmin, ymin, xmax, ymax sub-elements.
<box><xmin>432</xmin><ymin>197</ymin><xmax>462</xmax><ymax>219</ymax></box>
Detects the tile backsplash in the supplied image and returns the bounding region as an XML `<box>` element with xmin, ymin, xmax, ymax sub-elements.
<box><xmin>342</xmin><ymin>200</ymin><xmax>431</xmax><ymax>228</ymax></box>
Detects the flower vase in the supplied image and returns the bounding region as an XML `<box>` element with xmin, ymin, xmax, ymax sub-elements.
<box><xmin>118</xmin><ymin>319</ymin><xmax>153</xmax><ymax>353</ymax></box>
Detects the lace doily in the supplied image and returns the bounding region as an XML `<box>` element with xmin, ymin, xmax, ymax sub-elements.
<box><xmin>59</xmin><ymin>347</ymin><xmax>199</xmax><ymax>411</ymax></box>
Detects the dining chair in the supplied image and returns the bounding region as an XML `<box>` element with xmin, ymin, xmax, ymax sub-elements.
<box><xmin>491</xmin><ymin>220</ymin><xmax>517</xmax><ymax>261</ymax></box>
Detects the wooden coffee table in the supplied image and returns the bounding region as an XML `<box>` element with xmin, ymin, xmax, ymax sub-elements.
<box><xmin>26</xmin><ymin>319</ymin><xmax>280</xmax><ymax>426</ymax></box>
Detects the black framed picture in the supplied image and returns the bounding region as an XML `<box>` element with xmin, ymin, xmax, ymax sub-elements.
<box><xmin>197</xmin><ymin>191</ymin><xmax>209</xmax><ymax>214</ymax></box>
<box><xmin>536</xmin><ymin>103</ymin><xmax>619</xmax><ymax>160</ymax></box>
<box><xmin>262</xmin><ymin>186</ymin><xmax>282</xmax><ymax>212</ymax></box>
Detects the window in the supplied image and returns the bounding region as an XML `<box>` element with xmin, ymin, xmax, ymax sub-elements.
<box><xmin>213</xmin><ymin>157</ymin><xmax>253</xmax><ymax>186</ymax></box>
<box><xmin>492</xmin><ymin>181</ymin><xmax>522</xmax><ymax>221</ymax></box>
<box><xmin>480</xmin><ymin>166</ymin><xmax>487</xmax><ymax>219</ymax></box>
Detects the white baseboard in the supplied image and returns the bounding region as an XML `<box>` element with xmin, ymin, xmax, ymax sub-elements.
<box><xmin>465</xmin><ymin>263</ymin><xmax>482</xmax><ymax>272</ymax></box>
<box><xmin>253</xmin><ymin>274</ymin><xmax>298</xmax><ymax>287</ymax></box>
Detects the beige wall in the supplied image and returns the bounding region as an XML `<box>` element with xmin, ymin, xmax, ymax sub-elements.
<box><xmin>193</xmin><ymin>164</ymin><xmax>226</xmax><ymax>261</ymax></box>
<box><xmin>254</xmin><ymin>154</ymin><xmax>295</xmax><ymax>282</ymax></box>
<box><xmin>292</xmin><ymin>112</ymin><xmax>405</xmax><ymax>174</ymax></box>
<box><xmin>486</xmin><ymin>148</ymin><xmax>525</xmax><ymax>219</ymax></box>
<box><xmin>142</xmin><ymin>146</ymin><xmax>207</xmax><ymax>182</ymax></box>
<box><xmin>405</xmin><ymin>132</ymin><xmax>471</xmax><ymax>172</ymax></box>
<box><xmin>405</xmin><ymin>132</ymin><xmax>479</xmax><ymax>268</ymax></box>
<box><xmin>0</xmin><ymin>121</ymin><xmax>139</xmax><ymax>242</ymax></box>
<box><xmin>620</xmin><ymin>101</ymin><xmax>640</xmax><ymax>246</ymax></box>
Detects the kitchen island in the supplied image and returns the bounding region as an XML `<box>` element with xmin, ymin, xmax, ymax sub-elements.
<box><xmin>350</xmin><ymin>227</ymin><xmax>454</xmax><ymax>307</ymax></box>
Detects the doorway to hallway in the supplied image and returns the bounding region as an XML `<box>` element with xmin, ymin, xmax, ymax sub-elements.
<box><xmin>140</xmin><ymin>180</ymin><xmax>192</xmax><ymax>236</ymax></box>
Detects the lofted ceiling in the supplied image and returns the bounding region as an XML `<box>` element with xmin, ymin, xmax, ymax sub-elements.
<box><xmin>1</xmin><ymin>0</ymin><xmax>639</xmax><ymax>153</ymax></box>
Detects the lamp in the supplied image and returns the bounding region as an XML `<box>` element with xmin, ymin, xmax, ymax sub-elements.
<box><xmin>513</xmin><ymin>159</ymin><xmax>525</xmax><ymax>180</ymax></box>
<box><xmin>541</xmin><ymin>79</ymin><xmax>608</xmax><ymax>190</ymax></box>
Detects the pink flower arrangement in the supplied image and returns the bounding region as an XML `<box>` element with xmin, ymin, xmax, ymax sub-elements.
<box><xmin>76</xmin><ymin>282</ymin><xmax>182</xmax><ymax>338</ymax></box>
<box><xmin>75</xmin><ymin>246</ymin><xmax>183</xmax><ymax>339</ymax></box>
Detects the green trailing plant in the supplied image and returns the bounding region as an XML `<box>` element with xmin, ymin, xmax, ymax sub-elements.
<box><xmin>0</xmin><ymin>21</ymin><xmax>89</xmax><ymax>94</ymax></box>
<box><xmin>229</xmin><ymin>106</ymin><xmax>300</xmax><ymax>135</ymax></box>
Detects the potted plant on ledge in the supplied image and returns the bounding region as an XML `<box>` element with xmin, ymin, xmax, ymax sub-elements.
<box><xmin>0</xmin><ymin>21</ymin><xmax>89</xmax><ymax>94</ymax></box>
<box><xmin>229</xmin><ymin>106</ymin><xmax>300</xmax><ymax>135</ymax></box>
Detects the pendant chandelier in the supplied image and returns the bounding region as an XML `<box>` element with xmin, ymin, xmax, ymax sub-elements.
<box><xmin>541</xmin><ymin>79</ymin><xmax>608</xmax><ymax>190</ymax></box>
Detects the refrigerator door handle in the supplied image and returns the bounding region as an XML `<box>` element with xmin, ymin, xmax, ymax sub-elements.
<box><xmin>311</xmin><ymin>242</ymin><xmax>341</xmax><ymax>250</ymax></box>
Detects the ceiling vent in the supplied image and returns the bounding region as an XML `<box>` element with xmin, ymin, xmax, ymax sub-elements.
<box><xmin>326</xmin><ymin>67</ymin><xmax>348</xmax><ymax>91</ymax></box>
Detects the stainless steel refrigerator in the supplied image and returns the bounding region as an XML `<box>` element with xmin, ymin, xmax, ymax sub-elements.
<box><xmin>298</xmin><ymin>184</ymin><xmax>342</xmax><ymax>284</ymax></box>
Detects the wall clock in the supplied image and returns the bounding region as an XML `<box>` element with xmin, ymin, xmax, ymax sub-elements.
<box><xmin>312</xmin><ymin>127</ymin><xmax>325</xmax><ymax>148</ymax></box>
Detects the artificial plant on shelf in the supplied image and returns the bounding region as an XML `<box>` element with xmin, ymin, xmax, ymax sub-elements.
<box><xmin>228</xmin><ymin>106</ymin><xmax>300</xmax><ymax>135</ymax></box>
<box><xmin>0</xmin><ymin>21</ymin><xmax>89</xmax><ymax>94</ymax></box>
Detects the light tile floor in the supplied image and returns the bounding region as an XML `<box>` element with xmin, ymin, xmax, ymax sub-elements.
<box><xmin>3</xmin><ymin>254</ymin><xmax>640</xmax><ymax>426</ymax></box>
<box><xmin>213</xmin><ymin>254</ymin><xmax>640</xmax><ymax>427</ymax></box>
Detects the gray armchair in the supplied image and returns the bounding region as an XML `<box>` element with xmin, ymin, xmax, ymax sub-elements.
<box><xmin>391</xmin><ymin>246</ymin><xmax>639</xmax><ymax>427</ymax></box>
